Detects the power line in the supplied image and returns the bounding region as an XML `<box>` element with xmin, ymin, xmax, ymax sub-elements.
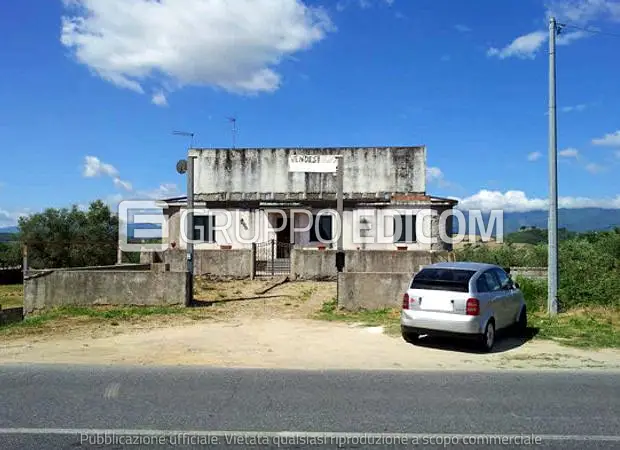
<box><xmin>559</xmin><ymin>23</ymin><xmax>620</xmax><ymax>39</ymax></box>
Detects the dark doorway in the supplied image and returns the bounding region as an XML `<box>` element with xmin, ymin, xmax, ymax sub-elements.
<box><xmin>275</xmin><ymin>217</ymin><xmax>292</xmax><ymax>258</ymax></box>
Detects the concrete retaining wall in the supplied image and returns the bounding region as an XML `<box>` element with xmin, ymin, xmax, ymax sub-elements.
<box><xmin>29</xmin><ymin>264</ymin><xmax>152</xmax><ymax>273</ymax></box>
<box><xmin>338</xmin><ymin>266</ymin><xmax>549</xmax><ymax>311</ymax></box>
<box><xmin>163</xmin><ymin>249</ymin><xmax>252</xmax><ymax>279</ymax></box>
<box><xmin>23</xmin><ymin>269</ymin><xmax>186</xmax><ymax>316</ymax></box>
<box><xmin>292</xmin><ymin>249</ymin><xmax>453</xmax><ymax>280</ymax></box>
<box><xmin>510</xmin><ymin>267</ymin><xmax>547</xmax><ymax>279</ymax></box>
<box><xmin>338</xmin><ymin>272</ymin><xmax>411</xmax><ymax>311</ymax></box>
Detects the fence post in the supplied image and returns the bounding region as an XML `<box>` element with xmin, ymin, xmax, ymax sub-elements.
<box><xmin>22</xmin><ymin>243</ymin><xmax>28</xmax><ymax>278</ymax></box>
<box><xmin>271</xmin><ymin>239</ymin><xmax>275</xmax><ymax>277</ymax></box>
<box><xmin>250</xmin><ymin>243</ymin><xmax>256</xmax><ymax>280</ymax></box>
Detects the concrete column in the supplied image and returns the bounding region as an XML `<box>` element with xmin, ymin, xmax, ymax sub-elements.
<box><xmin>250</xmin><ymin>243</ymin><xmax>256</xmax><ymax>280</ymax></box>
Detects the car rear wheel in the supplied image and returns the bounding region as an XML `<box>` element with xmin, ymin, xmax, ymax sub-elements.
<box><xmin>514</xmin><ymin>307</ymin><xmax>527</xmax><ymax>337</ymax></box>
<box><xmin>402</xmin><ymin>332</ymin><xmax>419</xmax><ymax>344</ymax></box>
<box><xmin>480</xmin><ymin>320</ymin><xmax>495</xmax><ymax>352</ymax></box>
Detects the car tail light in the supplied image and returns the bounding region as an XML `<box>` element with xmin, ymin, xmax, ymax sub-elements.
<box><xmin>402</xmin><ymin>293</ymin><xmax>410</xmax><ymax>309</ymax></box>
<box><xmin>466</xmin><ymin>298</ymin><xmax>480</xmax><ymax>316</ymax></box>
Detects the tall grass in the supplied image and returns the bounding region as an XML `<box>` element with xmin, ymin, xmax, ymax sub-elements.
<box><xmin>455</xmin><ymin>229</ymin><xmax>620</xmax><ymax>309</ymax></box>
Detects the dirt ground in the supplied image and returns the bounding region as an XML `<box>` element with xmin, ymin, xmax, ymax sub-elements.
<box><xmin>1</xmin><ymin>279</ymin><xmax>619</xmax><ymax>371</ymax></box>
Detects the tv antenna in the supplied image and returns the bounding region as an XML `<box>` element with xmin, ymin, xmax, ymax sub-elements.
<box><xmin>227</xmin><ymin>115</ymin><xmax>237</xmax><ymax>149</ymax></box>
<box><xmin>172</xmin><ymin>130</ymin><xmax>195</xmax><ymax>149</ymax></box>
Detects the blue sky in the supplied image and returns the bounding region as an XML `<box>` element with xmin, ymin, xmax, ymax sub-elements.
<box><xmin>1</xmin><ymin>0</ymin><xmax>620</xmax><ymax>227</ymax></box>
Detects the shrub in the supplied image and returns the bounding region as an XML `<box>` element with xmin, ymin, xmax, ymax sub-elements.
<box><xmin>455</xmin><ymin>229</ymin><xmax>620</xmax><ymax>309</ymax></box>
<box><xmin>515</xmin><ymin>276</ymin><xmax>546</xmax><ymax>313</ymax></box>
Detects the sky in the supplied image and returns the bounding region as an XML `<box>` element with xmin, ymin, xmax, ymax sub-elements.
<box><xmin>1</xmin><ymin>0</ymin><xmax>620</xmax><ymax>227</ymax></box>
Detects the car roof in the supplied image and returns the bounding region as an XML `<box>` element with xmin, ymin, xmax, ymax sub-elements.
<box><xmin>420</xmin><ymin>261</ymin><xmax>501</xmax><ymax>272</ymax></box>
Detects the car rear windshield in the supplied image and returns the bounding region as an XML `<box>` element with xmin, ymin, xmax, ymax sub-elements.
<box><xmin>410</xmin><ymin>268</ymin><xmax>476</xmax><ymax>293</ymax></box>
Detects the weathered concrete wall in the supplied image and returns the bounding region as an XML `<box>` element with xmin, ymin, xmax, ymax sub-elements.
<box><xmin>164</xmin><ymin>249</ymin><xmax>252</xmax><ymax>278</ymax></box>
<box><xmin>510</xmin><ymin>267</ymin><xmax>548</xmax><ymax>280</ymax></box>
<box><xmin>29</xmin><ymin>264</ymin><xmax>152</xmax><ymax>273</ymax></box>
<box><xmin>291</xmin><ymin>249</ymin><xmax>454</xmax><ymax>280</ymax></box>
<box><xmin>23</xmin><ymin>270</ymin><xmax>186</xmax><ymax>315</ymax></box>
<box><xmin>190</xmin><ymin>147</ymin><xmax>426</xmax><ymax>200</ymax></box>
<box><xmin>338</xmin><ymin>272</ymin><xmax>411</xmax><ymax>311</ymax></box>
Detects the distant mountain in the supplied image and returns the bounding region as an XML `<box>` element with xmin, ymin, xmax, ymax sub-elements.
<box><xmin>462</xmin><ymin>208</ymin><xmax>620</xmax><ymax>235</ymax></box>
<box><xmin>0</xmin><ymin>226</ymin><xmax>18</xmax><ymax>234</ymax></box>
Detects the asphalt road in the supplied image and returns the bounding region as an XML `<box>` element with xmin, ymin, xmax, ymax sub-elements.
<box><xmin>0</xmin><ymin>365</ymin><xmax>618</xmax><ymax>449</ymax></box>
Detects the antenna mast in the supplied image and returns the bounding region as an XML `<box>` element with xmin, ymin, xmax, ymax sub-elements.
<box><xmin>227</xmin><ymin>116</ymin><xmax>237</xmax><ymax>149</ymax></box>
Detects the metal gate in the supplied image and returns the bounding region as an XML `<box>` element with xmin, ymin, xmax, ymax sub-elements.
<box><xmin>254</xmin><ymin>240</ymin><xmax>293</xmax><ymax>277</ymax></box>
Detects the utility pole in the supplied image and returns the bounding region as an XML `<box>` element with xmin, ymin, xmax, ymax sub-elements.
<box><xmin>335</xmin><ymin>156</ymin><xmax>345</xmax><ymax>305</ymax></box>
<box><xmin>548</xmin><ymin>16</ymin><xmax>559</xmax><ymax>316</ymax></box>
<box><xmin>185</xmin><ymin>155</ymin><xmax>195</xmax><ymax>307</ymax></box>
<box><xmin>336</xmin><ymin>156</ymin><xmax>344</xmax><ymax>255</ymax></box>
<box><xmin>174</xmin><ymin>130</ymin><xmax>196</xmax><ymax>307</ymax></box>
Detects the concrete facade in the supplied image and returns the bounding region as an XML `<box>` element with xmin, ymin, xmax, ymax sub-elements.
<box><xmin>23</xmin><ymin>268</ymin><xmax>186</xmax><ymax>315</ymax></box>
<box><xmin>190</xmin><ymin>147</ymin><xmax>426</xmax><ymax>200</ymax></box>
<box><xmin>338</xmin><ymin>272</ymin><xmax>412</xmax><ymax>311</ymax></box>
<box><xmin>161</xmin><ymin>200</ymin><xmax>456</xmax><ymax>252</ymax></box>
<box><xmin>148</xmin><ymin>146</ymin><xmax>457</xmax><ymax>276</ymax></box>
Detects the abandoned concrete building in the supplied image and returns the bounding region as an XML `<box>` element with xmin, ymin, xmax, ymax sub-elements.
<box><xmin>143</xmin><ymin>146</ymin><xmax>457</xmax><ymax>278</ymax></box>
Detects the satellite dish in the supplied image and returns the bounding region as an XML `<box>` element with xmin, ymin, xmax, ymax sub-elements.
<box><xmin>176</xmin><ymin>159</ymin><xmax>187</xmax><ymax>174</ymax></box>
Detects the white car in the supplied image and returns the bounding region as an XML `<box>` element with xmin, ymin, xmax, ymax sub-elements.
<box><xmin>401</xmin><ymin>262</ymin><xmax>527</xmax><ymax>352</ymax></box>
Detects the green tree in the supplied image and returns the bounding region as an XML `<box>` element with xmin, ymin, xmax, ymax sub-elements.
<box><xmin>0</xmin><ymin>241</ymin><xmax>21</xmax><ymax>267</ymax></box>
<box><xmin>18</xmin><ymin>200</ymin><xmax>119</xmax><ymax>269</ymax></box>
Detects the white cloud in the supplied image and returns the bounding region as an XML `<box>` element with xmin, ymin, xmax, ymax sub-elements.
<box><xmin>105</xmin><ymin>193</ymin><xmax>125</xmax><ymax>209</ymax></box>
<box><xmin>556</xmin><ymin>30</ymin><xmax>590</xmax><ymax>45</ymax></box>
<box><xmin>140</xmin><ymin>183</ymin><xmax>181</xmax><ymax>200</ymax></box>
<box><xmin>487</xmin><ymin>31</ymin><xmax>548</xmax><ymax>59</ymax></box>
<box><xmin>592</xmin><ymin>130</ymin><xmax>620</xmax><ymax>146</ymax></box>
<box><xmin>546</xmin><ymin>0</ymin><xmax>620</xmax><ymax>23</ymax></box>
<box><xmin>337</xmin><ymin>0</ymin><xmax>394</xmax><ymax>10</ymax></box>
<box><xmin>585</xmin><ymin>162</ymin><xmax>605</xmax><ymax>174</ymax></box>
<box><xmin>487</xmin><ymin>1</ymin><xmax>601</xmax><ymax>61</ymax></box>
<box><xmin>103</xmin><ymin>183</ymin><xmax>181</xmax><ymax>211</ymax></box>
<box><xmin>527</xmin><ymin>151</ymin><xmax>542</xmax><ymax>161</ymax></box>
<box><xmin>61</xmin><ymin>0</ymin><xmax>333</xmax><ymax>100</ymax></box>
<box><xmin>83</xmin><ymin>155</ymin><xmax>119</xmax><ymax>178</ymax></box>
<box><xmin>426</xmin><ymin>167</ymin><xmax>443</xmax><ymax>182</ymax></box>
<box><xmin>440</xmin><ymin>54</ymin><xmax>451</xmax><ymax>62</ymax></box>
<box><xmin>113</xmin><ymin>178</ymin><xmax>133</xmax><ymax>191</ymax></box>
<box><xmin>456</xmin><ymin>189</ymin><xmax>620</xmax><ymax>212</ymax></box>
<box><xmin>83</xmin><ymin>156</ymin><xmax>133</xmax><ymax>192</ymax></box>
<box><xmin>455</xmin><ymin>24</ymin><xmax>471</xmax><ymax>32</ymax></box>
<box><xmin>426</xmin><ymin>166</ymin><xmax>453</xmax><ymax>188</ymax></box>
<box><xmin>487</xmin><ymin>28</ymin><xmax>589</xmax><ymax>60</ymax></box>
<box><xmin>151</xmin><ymin>91</ymin><xmax>168</xmax><ymax>107</ymax></box>
<box><xmin>561</xmin><ymin>103</ymin><xmax>587</xmax><ymax>113</ymax></box>
<box><xmin>0</xmin><ymin>208</ymin><xmax>29</xmax><ymax>228</ymax></box>
<box><xmin>559</xmin><ymin>147</ymin><xmax>579</xmax><ymax>158</ymax></box>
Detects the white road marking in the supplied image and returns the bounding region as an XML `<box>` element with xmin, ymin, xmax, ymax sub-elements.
<box><xmin>0</xmin><ymin>429</ymin><xmax>617</xmax><ymax>442</ymax></box>
<box><xmin>103</xmin><ymin>382</ymin><xmax>120</xmax><ymax>399</ymax></box>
